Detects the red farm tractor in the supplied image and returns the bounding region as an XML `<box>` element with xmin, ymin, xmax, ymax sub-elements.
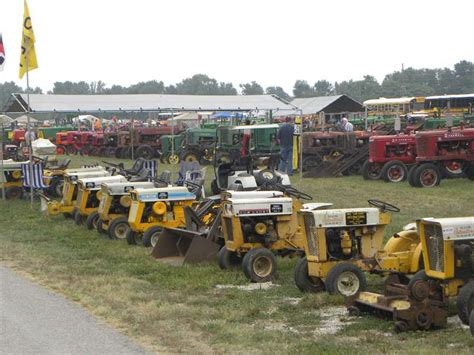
<box><xmin>407</xmin><ymin>127</ymin><xmax>474</xmax><ymax>187</ymax></box>
<box><xmin>362</xmin><ymin>134</ymin><xmax>417</xmax><ymax>182</ymax></box>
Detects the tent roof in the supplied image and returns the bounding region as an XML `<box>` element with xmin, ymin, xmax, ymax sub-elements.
<box><xmin>14</xmin><ymin>115</ymin><xmax>38</xmax><ymax>123</ymax></box>
<box><xmin>4</xmin><ymin>93</ymin><xmax>296</xmax><ymax>113</ymax></box>
<box><xmin>275</xmin><ymin>95</ymin><xmax>363</xmax><ymax>116</ymax></box>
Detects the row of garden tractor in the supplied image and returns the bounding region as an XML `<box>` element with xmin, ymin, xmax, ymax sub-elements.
<box><xmin>362</xmin><ymin>127</ymin><xmax>474</xmax><ymax>187</ymax></box>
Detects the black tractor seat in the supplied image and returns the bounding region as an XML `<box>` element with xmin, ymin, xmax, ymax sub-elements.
<box><xmin>124</xmin><ymin>158</ymin><xmax>145</xmax><ymax>176</ymax></box>
<box><xmin>128</xmin><ymin>167</ymin><xmax>151</xmax><ymax>182</ymax></box>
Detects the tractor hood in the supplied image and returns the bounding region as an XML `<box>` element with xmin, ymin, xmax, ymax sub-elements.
<box><xmin>132</xmin><ymin>186</ymin><xmax>196</xmax><ymax>202</ymax></box>
<box><xmin>65</xmin><ymin>170</ymin><xmax>109</xmax><ymax>183</ymax></box>
<box><xmin>300</xmin><ymin>203</ymin><xmax>333</xmax><ymax>211</ymax></box>
<box><xmin>1</xmin><ymin>160</ymin><xmax>30</xmax><ymax>170</ymax></box>
<box><xmin>303</xmin><ymin>208</ymin><xmax>381</xmax><ymax>227</ymax></box>
<box><xmin>101</xmin><ymin>181</ymin><xmax>155</xmax><ymax>195</ymax></box>
<box><xmin>77</xmin><ymin>175</ymin><xmax>127</xmax><ymax>190</ymax></box>
<box><xmin>224</xmin><ymin>196</ymin><xmax>293</xmax><ymax>216</ymax></box>
<box><xmin>64</xmin><ymin>166</ymin><xmax>105</xmax><ymax>175</ymax></box>
<box><xmin>222</xmin><ymin>190</ymin><xmax>284</xmax><ymax>200</ymax></box>
<box><xmin>417</xmin><ymin>217</ymin><xmax>474</xmax><ymax>241</ymax></box>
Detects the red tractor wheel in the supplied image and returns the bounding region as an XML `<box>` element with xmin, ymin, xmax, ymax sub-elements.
<box><xmin>440</xmin><ymin>160</ymin><xmax>464</xmax><ymax>179</ymax></box>
<box><xmin>381</xmin><ymin>160</ymin><xmax>408</xmax><ymax>183</ymax></box>
<box><xmin>413</xmin><ymin>163</ymin><xmax>441</xmax><ymax>188</ymax></box>
<box><xmin>56</xmin><ymin>145</ymin><xmax>66</xmax><ymax>155</ymax></box>
<box><xmin>361</xmin><ymin>160</ymin><xmax>382</xmax><ymax>180</ymax></box>
<box><xmin>66</xmin><ymin>145</ymin><xmax>76</xmax><ymax>155</ymax></box>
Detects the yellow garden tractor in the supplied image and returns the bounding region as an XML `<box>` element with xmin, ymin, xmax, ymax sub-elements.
<box><xmin>73</xmin><ymin>174</ymin><xmax>129</xmax><ymax>228</ymax></box>
<box><xmin>219</xmin><ymin>186</ymin><xmax>333</xmax><ymax>282</ymax></box>
<box><xmin>42</xmin><ymin>168</ymin><xmax>110</xmax><ymax>217</ymax></box>
<box><xmin>0</xmin><ymin>159</ymin><xmax>29</xmax><ymax>199</ymax></box>
<box><xmin>347</xmin><ymin>217</ymin><xmax>474</xmax><ymax>334</ymax></box>
<box><xmin>126</xmin><ymin>181</ymin><xmax>204</xmax><ymax>247</ymax></box>
<box><xmin>293</xmin><ymin>200</ymin><xmax>422</xmax><ymax>296</ymax></box>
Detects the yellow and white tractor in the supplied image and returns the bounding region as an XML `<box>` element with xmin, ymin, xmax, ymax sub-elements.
<box><xmin>0</xmin><ymin>159</ymin><xmax>29</xmax><ymax>199</ymax></box>
<box><xmin>347</xmin><ymin>217</ymin><xmax>474</xmax><ymax>334</ymax></box>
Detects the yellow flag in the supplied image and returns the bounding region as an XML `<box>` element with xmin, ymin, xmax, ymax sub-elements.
<box><xmin>19</xmin><ymin>0</ymin><xmax>38</xmax><ymax>79</ymax></box>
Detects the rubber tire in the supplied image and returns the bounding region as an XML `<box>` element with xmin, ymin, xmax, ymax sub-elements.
<box><xmin>255</xmin><ymin>169</ymin><xmax>278</xmax><ymax>186</ymax></box>
<box><xmin>470</xmin><ymin>310</ymin><xmax>474</xmax><ymax>336</ymax></box>
<box><xmin>126</xmin><ymin>229</ymin><xmax>142</xmax><ymax>245</ymax></box>
<box><xmin>294</xmin><ymin>257</ymin><xmax>325</xmax><ymax>293</ymax></box>
<box><xmin>4</xmin><ymin>186</ymin><xmax>23</xmax><ymax>200</ymax></box>
<box><xmin>84</xmin><ymin>212</ymin><xmax>99</xmax><ymax>230</ymax></box>
<box><xmin>241</xmin><ymin>248</ymin><xmax>277</xmax><ymax>283</ymax></box>
<box><xmin>121</xmin><ymin>147</ymin><xmax>131</xmax><ymax>159</ymax></box>
<box><xmin>108</xmin><ymin>217</ymin><xmax>130</xmax><ymax>240</ymax></box>
<box><xmin>302</xmin><ymin>156</ymin><xmax>321</xmax><ymax>172</ymax></box>
<box><xmin>217</xmin><ymin>247</ymin><xmax>242</xmax><ymax>270</ymax></box>
<box><xmin>63</xmin><ymin>212</ymin><xmax>73</xmax><ymax>219</ymax></box>
<box><xmin>465</xmin><ymin>163</ymin><xmax>474</xmax><ymax>181</ymax></box>
<box><xmin>440</xmin><ymin>161</ymin><xmax>464</xmax><ymax>179</ymax></box>
<box><xmin>115</xmin><ymin>148</ymin><xmax>123</xmax><ymax>159</ymax></box>
<box><xmin>413</xmin><ymin>163</ymin><xmax>441</xmax><ymax>188</ymax></box>
<box><xmin>51</xmin><ymin>178</ymin><xmax>64</xmax><ymax>198</ymax></box>
<box><xmin>325</xmin><ymin>263</ymin><xmax>367</xmax><ymax>296</ymax></box>
<box><xmin>142</xmin><ymin>226</ymin><xmax>163</xmax><ymax>248</ymax></box>
<box><xmin>407</xmin><ymin>164</ymin><xmax>419</xmax><ymax>187</ymax></box>
<box><xmin>210</xmin><ymin>179</ymin><xmax>220</xmax><ymax>195</ymax></box>
<box><xmin>96</xmin><ymin>218</ymin><xmax>107</xmax><ymax>235</ymax></box>
<box><xmin>456</xmin><ymin>281</ymin><xmax>474</xmax><ymax>325</ymax></box>
<box><xmin>381</xmin><ymin>160</ymin><xmax>408</xmax><ymax>183</ymax></box>
<box><xmin>182</xmin><ymin>152</ymin><xmax>199</xmax><ymax>162</ymax></box>
<box><xmin>361</xmin><ymin>159</ymin><xmax>378</xmax><ymax>179</ymax></box>
<box><xmin>136</xmin><ymin>145</ymin><xmax>155</xmax><ymax>160</ymax></box>
<box><xmin>74</xmin><ymin>210</ymin><xmax>85</xmax><ymax>225</ymax></box>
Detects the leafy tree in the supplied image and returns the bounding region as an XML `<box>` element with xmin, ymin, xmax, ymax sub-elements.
<box><xmin>106</xmin><ymin>85</ymin><xmax>127</xmax><ymax>94</ymax></box>
<box><xmin>266</xmin><ymin>86</ymin><xmax>291</xmax><ymax>101</ymax></box>
<box><xmin>335</xmin><ymin>75</ymin><xmax>381</xmax><ymax>102</ymax></box>
<box><xmin>293</xmin><ymin>80</ymin><xmax>314</xmax><ymax>98</ymax></box>
<box><xmin>240</xmin><ymin>81</ymin><xmax>264</xmax><ymax>95</ymax></box>
<box><xmin>314</xmin><ymin>80</ymin><xmax>334</xmax><ymax>96</ymax></box>
<box><xmin>218</xmin><ymin>82</ymin><xmax>238</xmax><ymax>95</ymax></box>
<box><xmin>90</xmin><ymin>81</ymin><xmax>107</xmax><ymax>94</ymax></box>
<box><xmin>176</xmin><ymin>74</ymin><xmax>220</xmax><ymax>95</ymax></box>
<box><xmin>52</xmin><ymin>81</ymin><xmax>91</xmax><ymax>94</ymax></box>
<box><xmin>164</xmin><ymin>85</ymin><xmax>178</xmax><ymax>94</ymax></box>
<box><xmin>127</xmin><ymin>80</ymin><xmax>165</xmax><ymax>94</ymax></box>
<box><xmin>453</xmin><ymin>60</ymin><xmax>474</xmax><ymax>93</ymax></box>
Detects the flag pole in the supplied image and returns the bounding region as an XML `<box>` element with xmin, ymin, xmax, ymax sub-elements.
<box><xmin>1</xmin><ymin>118</ymin><xmax>5</xmax><ymax>201</ymax></box>
<box><xmin>25</xmin><ymin>44</ymin><xmax>34</xmax><ymax>208</ymax></box>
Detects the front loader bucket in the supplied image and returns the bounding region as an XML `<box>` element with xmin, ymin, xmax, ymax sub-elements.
<box><xmin>151</xmin><ymin>228</ymin><xmax>221</xmax><ymax>266</ymax></box>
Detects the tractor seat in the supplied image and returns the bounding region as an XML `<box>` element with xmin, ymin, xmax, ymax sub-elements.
<box><xmin>128</xmin><ymin>168</ymin><xmax>151</xmax><ymax>182</ymax></box>
<box><xmin>186</xmin><ymin>177</ymin><xmax>205</xmax><ymax>199</ymax></box>
<box><xmin>236</xmin><ymin>172</ymin><xmax>252</xmax><ymax>177</ymax></box>
<box><xmin>124</xmin><ymin>158</ymin><xmax>145</xmax><ymax>175</ymax></box>
<box><xmin>47</xmin><ymin>158</ymin><xmax>71</xmax><ymax>170</ymax></box>
<box><xmin>154</xmin><ymin>170</ymin><xmax>171</xmax><ymax>187</ymax></box>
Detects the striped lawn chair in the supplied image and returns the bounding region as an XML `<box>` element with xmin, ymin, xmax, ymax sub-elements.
<box><xmin>21</xmin><ymin>162</ymin><xmax>49</xmax><ymax>194</ymax></box>
<box><xmin>143</xmin><ymin>160</ymin><xmax>157</xmax><ymax>181</ymax></box>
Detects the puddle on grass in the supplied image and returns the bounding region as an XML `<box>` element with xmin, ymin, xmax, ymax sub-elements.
<box><xmin>215</xmin><ymin>282</ymin><xmax>279</xmax><ymax>291</ymax></box>
<box><xmin>313</xmin><ymin>306</ymin><xmax>354</xmax><ymax>336</ymax></box>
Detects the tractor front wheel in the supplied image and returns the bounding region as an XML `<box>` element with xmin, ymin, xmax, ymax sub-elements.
<box><xmin>126</xmin><ymin>229</ymin><xmax>142</xmax><ymax>245</ymax></box>
<box><xmin>74</xmin><ymin>211</ymin><xmax>85</xmax><ymax>226</ymax></box>
<box><xmin>325</xmin><ymin>263</ymin><xmax>366</xmax><ymax>296</ymax></box>
<box><xmin>294</xmin><ymin>257</ymin><xmax>325</xmax><ymax>293</ymax></box>
<box><xmin>361</xmin><ymin>160</ymin><xmax>382</xmax><ymax>180</ymax></box>
<box><xmin>142</xmin><ymin>226</ymin><xmax>163</xmax><ymax>247</ymax></box>
<box><xmin>167</xmin><ymin>153</ymin><xmax>180</xmax><ymax>165</ymax></box>
<box><xmin>96</xmin><ymin>218</ymin><xmax>107</xmax><ymax>235</ymax></box>
<box><xmin>136</xmin><ymin>145</ymin><xmax>155</xmax><ymax>160</ymax></box>
<box><xmin>85</xmin><ymin>212</ymin><xmax>100</xmax><ymax>230</ymax></box>
<box><xmin>440</xmin><ymin>160</ymin><xmax>464</xmax><ymax>179</ymax></box>
<box><xmin>456</xmin><ymin>281</ymin><xmax>474</xmax><ymax>325</ymax></box>
<box><xmin>413</xmin><ymin>163</ymin><xmax>441</xmax><ymax>188</ymax></box>
<box><xmin>108</xmin><ymin>217</ymin><xmax>130</xmax><ymax>240</ymax></box>
<box><xmin>4</xmin><ymin>186</ymin><xmax>23</xmax><ymax>200</ymax></box>
<box><xmin>217</xmin><ymin>247</ymin><xmax>242</xmax><ymax>270</ymax></box>
<box><xmin>242</xmin><ymin>248</ymin><xmax>277</xmax><ymax>283</ymax></box>
<box><xmin>381</xmin><ymin>160</ymin><xmax>408</xmax><ymax>183</ymax></box>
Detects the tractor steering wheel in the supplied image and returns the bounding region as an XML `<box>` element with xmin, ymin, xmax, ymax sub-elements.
<box><xmin>101</xmin><ymin>160</ymin><xmax>122</xmax><ymax>169</ymax></box>
<box><xmin>184</xmin><ymin>180</ymin><xmax>202</xmax><ymax>190</ymax></box>
<box><xmin>283</xmin><ymin>186</ymin><xmax>313</xmax><ymax>201</ymax></box>
<box><xmin>368</xmin><ymin>199</ymin><xmax>400</xmax><ymax>213</ymax></box>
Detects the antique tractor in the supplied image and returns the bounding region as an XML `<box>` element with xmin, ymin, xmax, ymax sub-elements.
<box><xmin>362</xmin><ymin>134</ymin><xmax>417</xmax><ymax>182</ymax></box>
<box><xmin>159</xmin><ymin>134</ymin><xmax>184</xmax><ymax>164</ymax></box>
<box><xmin>0</xmin><ymin>159</ymin><xmax>29</xmax><ymax>199</ymax></box>
<box><xmin>347</xmin><ymin>217</ymin><xmax>474</xmax><ymax>334</ymax></box>
<box><xmin>180</xmin><ymin>128</ymin><xmax>216</xmax><ymax>164</ymax></box>
<box><xmin>408</xmin><ymin>127</ymin><xmax>474</xmax><ymax>187</ymax></box>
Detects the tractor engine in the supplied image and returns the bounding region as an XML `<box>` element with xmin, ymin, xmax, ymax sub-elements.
<box><xmin>240</xmin><ymin>217</ymin><xmax>279</xmax><ymax>246</ymax></box>
<box><xmin>324</xmin><ymin>227</ymin><xmax>359</xmax><ymax>260</ymax></box>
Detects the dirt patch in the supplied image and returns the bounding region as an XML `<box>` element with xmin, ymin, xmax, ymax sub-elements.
<box><xmin>313</xmin><ymin>306</ymin><xmax>353</xmax><ymax>336</ymax></box>
<box><xmin>447</xmin><ymin>315</ymin><xmax>469</xmax><ymax>329</ymax></box>
<box><xmin>215</xmin><ymin>282</ymin><xmax>279</xmax><ymax>291</ymax></box>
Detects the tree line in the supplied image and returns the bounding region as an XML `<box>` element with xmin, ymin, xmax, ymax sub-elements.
<box><xmin>1</xmin><ymin>60</ymin><xmax>472</xmax><ymax>111</ymax></box>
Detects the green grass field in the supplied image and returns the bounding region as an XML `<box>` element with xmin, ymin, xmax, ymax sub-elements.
<box><xmin>1</xmin><ymin>155</ymin><xmax>474</xmax><ymax>353</ymax></box>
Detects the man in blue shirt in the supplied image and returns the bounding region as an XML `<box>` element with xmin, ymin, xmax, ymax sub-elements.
<box><xmin>277</xmin><ymin>117</ymin><xmax>294</xmax><ymax>176</ymax></box>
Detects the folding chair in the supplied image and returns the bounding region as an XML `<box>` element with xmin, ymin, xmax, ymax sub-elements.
<box><xmin>143</xmin><ymin>160</ymin><xmax>157</xmax><ymax>180</ymax></box>
<box><xmin>21</xmin><ymin>162</ymin><xmax>49</xmax><ymax>197</ymax></box>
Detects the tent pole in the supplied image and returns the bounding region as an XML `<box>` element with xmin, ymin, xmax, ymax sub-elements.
<box><xmin>26</xmin><ymin>47</ymin><xmax>34</xmax><ymax>208</ymax></box>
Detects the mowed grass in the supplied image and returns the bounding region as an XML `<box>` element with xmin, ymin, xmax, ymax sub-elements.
<box><xmin>1</xmin><ymin>155</ymin><xmax>474</xmax><ymax>353</ymax></box>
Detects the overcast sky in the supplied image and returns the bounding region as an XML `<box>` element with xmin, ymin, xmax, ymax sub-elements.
<box><xmin>1</xmin><ymin>0</ymin><xmax>472</xmax><ymax>94</ymax></box>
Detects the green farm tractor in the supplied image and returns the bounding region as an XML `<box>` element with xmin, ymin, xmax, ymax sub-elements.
<box><xmin>159</xmin><ymin>134</ymin><xmax>184</xmax><ymax>164</ymax></box>
<box><xmin>180</xmin><ymin>128</ymin><xmax>216</xmax><ymax>164</ymax></box>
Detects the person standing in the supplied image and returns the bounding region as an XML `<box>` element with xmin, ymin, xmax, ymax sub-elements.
<box><xmin>340</xmin><ymin>117</ymin><xmax>354</xmax><ymax>132</ymax></box>
<box><xmin>277</xmin><ymin>117</ymin><xmax>294</xmax><ymax>176</ymax></box>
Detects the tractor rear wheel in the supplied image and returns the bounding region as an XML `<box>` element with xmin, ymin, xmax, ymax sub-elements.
<box><xmin>325</xmin><ymin>263</ymin><xmax>366</xmax><ymax>296</ymax></box>
<box><xmin>74</xmin><ymin>210</ymin><xmax>85</xmax><ymax>225</ymax></box>
<box><xmin>96</xmin><ymin>218</ymin><xmax>107</xmax><ymax>235</ymax></box>
<box><xmin>464</xmin><ymin>163</ymin><xmax>474</xmax><ymax>181</ymax></box>
<box><xmin>242</xmin><ymin>248</ymin><xmax>277</xmax><ymax>283</ymax></box>
<box><xmin>4</xmin><ymin>186</ymin><xmax>22</xmax><ymax>200</ymax></box>
<box><xmin>136</xmin><ymin>145</ymin><xmax>155</xmax><ymax>160</ymax></box>
<box><xmin>56</xmin><ymin>145</ymin><xmax>66</xmax><ymax>155</ymax></box>
<box><xmin>470</xmin><ymin>310</ymin><xmax>474</xmax><ymax>336</ymax></box>
<box><xmin>108</xmin><ymin>217</ymin><xmax>130</xmax><ymax>240</ymax></box>
<box><xmin>361</xmin><ymin>160</ymin><xmax>382</xmax><ymax>180</ymax></box>
<box><xmin>440</xmin><ymin>160</ymin><xmax>464</xmax><ymax>179</ymax></box>
<box><xmin>302</xmin><ymin>156</ymin><xmax>321</xmax><ymax>172</ymax></box>
<box><xmin>407</xmin><ymin>164</ymin><xmax>419</xmax><ymax>187</ymax></box>
<box><xmin>183</xmin><ymin>152</ymin><xmax>199</xmax><ymax>162</ymax></box>
<box><xmin>413</xmin><ymin>163</ymin><xmax>441</xmax><ymax>188</ymax></box>
<box><xmin>381</xmin><ymin>160</ymin><xmax>408</xmax><ymax>183</ymax></box>
<box><xmin>456</xmin><ymin>281</ymin><xmax>474</xmax><ymax>325</ymax></box>
<box><xmin>126</xmin><ymin>229</ymin><xmax>142</xmax><ymax>245</ymax></box>
<box><xmin>217</xmin><ymin>247</ymin><xmax>242</xmax><ymax>270</ymax></box>
<box><xmin>115</xmin><ymin>148</ymin><xmax>123</xmax><ymax>159</ymax></box>
<box><xmin>142</xmin><ymin>226</ymin><xmax>163</xmax><ymax>247</ymax></box>
<box><xmin>85</xmin><ymin>212</ymin><xmax>100</xmax><ymax>230</ymax></box>
<box><xmin>121</xmin><ymin>147</ymin><xmax>131</xmax><ymax>159</ymax></box>
<box><xmin>215</xmin><ymin>152</ymin><xmax>232</xmax><ymax>165</ymax></box>
<box><xmin>294</xmin><ymin>257</ymin><xmax>325</xmax><ymax>293</ymax></box>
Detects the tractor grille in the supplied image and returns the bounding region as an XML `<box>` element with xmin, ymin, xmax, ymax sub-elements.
<box><xmin>223</xmin><ymin>217</ymin><xmax>234</xmax><ymax>242</ymax></box>
<box><xmin>304</xmin><ymin>214</ymin><xmax>318</xmax><ymax>256</ymax></box>
<box><xmin>424</xmin><ymin>224</ymin><xmax>444</xmax><ymax>272</ymax></box>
